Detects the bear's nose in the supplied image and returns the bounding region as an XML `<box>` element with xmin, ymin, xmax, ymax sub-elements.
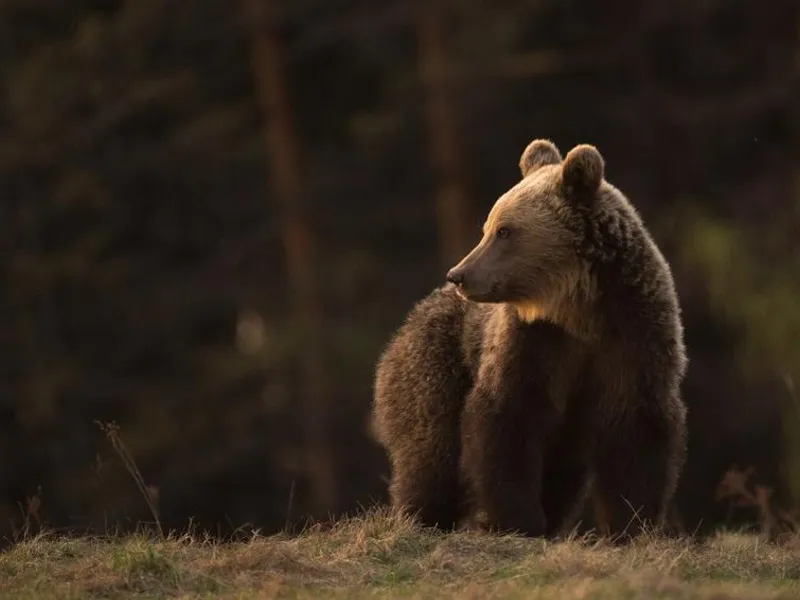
<box><xmin>446</xmin><ymin>268</ymin><xmax>464</xmax><ymax>286</ymax></box>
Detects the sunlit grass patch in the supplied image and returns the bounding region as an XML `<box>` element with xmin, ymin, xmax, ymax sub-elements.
<box><xmin>1</xmin><ymin>509</ymin><xmax>799</xmax><ymax>599</ymax></box>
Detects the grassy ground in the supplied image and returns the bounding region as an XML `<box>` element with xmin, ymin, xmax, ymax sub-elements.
<box><xmin>2</xmin><ymin>510</ymin><xmax>800</xmax><ymax>599</ymax></box>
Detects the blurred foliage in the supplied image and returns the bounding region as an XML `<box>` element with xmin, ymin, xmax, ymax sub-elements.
<box><xmin>664</xmin><ymin>199</ymin><xmax>800</xmax><ymax>505</ymax></box>
<box><xmin>667</xmin><ymin>203</ymin><xmax>800</xmax><ymax>379</ymax></box>
<box><xmin>0</xmin><ymin>0</ymin><xmax>798</xmax><ymax>540</ymax></box>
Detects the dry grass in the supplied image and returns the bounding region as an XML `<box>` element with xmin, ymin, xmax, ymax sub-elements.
<box><xmin>2</xmin><ymin>509</ymin><xmax>800</xmax><ymax>599</ymax></box>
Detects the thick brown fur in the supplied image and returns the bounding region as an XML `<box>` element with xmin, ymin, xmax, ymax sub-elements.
<box><xmin>372</xmin><ymin>139</ymin><xmax>688</xmax><ymax>540</ymax></box>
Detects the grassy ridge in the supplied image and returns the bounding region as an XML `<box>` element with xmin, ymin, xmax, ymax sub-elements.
<box><xmin>2</xmin><ymin>510</ymin><xmax>800</xmax><ymax>599</ymax></box>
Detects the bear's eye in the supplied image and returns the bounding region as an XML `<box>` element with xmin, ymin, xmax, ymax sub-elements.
<box><xmin>496</xmin><ymin>226</ymin><xmax>511</xmax><ymax>240</ymax></box>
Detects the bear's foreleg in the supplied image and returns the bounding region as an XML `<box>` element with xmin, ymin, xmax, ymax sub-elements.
<box><xmin>541</xmin><ymin>460</ymin><xmax>593</xmax><ymax>537</ymax></box>
<box><xmin>460</xmin><ymin>385</ymin><xmax>548</xmax><ymax>537</ymax></box>
<box><xmin>592</xmin><ymin>396</ymin><xmax>687</xmax><ymax>540</ymax></box>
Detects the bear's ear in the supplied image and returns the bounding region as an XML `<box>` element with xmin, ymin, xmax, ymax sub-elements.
<box><xmin>519</xmin><ymin>139</ymin><xmax>562</xmax><ymax>178</ymax></box>
<box><xmin>562</xmin><ymin>144</ymin><xmax>604</xmax><ymax>198</ymax></box>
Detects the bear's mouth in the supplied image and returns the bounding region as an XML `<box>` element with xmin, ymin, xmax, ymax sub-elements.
<box><xmin>451</xmin><ymin>283</ymin><xmax>469</xmax><ymax>301</ymax></box>
<box><xmin>451</xmin><ymin>282</ymin><xmax>505</xmax><ymax>304</ymax></box>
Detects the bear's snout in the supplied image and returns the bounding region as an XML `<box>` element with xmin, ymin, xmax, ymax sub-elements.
<box><xmin>446</xmin><ymin>268</ymin><xmax>465</xmax><ymax>287</ymax></box>
<box><xmin>445</xmin><ymin>264</ymin><xmax>502</xmax><ymax>303</ymax></box>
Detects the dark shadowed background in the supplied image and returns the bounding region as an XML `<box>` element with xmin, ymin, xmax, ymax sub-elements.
<box><xmin>1</xmin><ymin>0</ymin><xmax>798</xmax><ymax>542</ymax></box>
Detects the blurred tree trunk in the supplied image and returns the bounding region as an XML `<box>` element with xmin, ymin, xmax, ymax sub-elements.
<box><xmin>243</xmin><ymin>0</ymin><xmax>337</xmax><ymax>515</ymax></box>
<box><xmin>417</xmin><ymin>2</ymin><xmax>474</xmax><ymax>271</ymax></box>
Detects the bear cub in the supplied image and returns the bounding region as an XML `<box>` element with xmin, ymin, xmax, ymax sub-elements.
<box><xmin>372</xmin><ymin>139</ymin><xmax>688</xmax><ymax>539</ymax></box>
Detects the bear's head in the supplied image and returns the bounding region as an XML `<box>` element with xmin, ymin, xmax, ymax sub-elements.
<box><xmin>445</xmin><ymin>139</ymin><xmax>604</xmax><ymax>322</ymax></box>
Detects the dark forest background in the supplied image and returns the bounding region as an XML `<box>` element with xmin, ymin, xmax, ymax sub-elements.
<box><xmin>1</xmin><ymin>0</ymin><xmax>799</xmax><ymax>542</ymax></box>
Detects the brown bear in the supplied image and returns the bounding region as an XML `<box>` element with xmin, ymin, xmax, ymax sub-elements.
<box><xmin>371</xmin><ymin>139</ymin><xmax>688</xmax><ymax>539</ymax></box>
